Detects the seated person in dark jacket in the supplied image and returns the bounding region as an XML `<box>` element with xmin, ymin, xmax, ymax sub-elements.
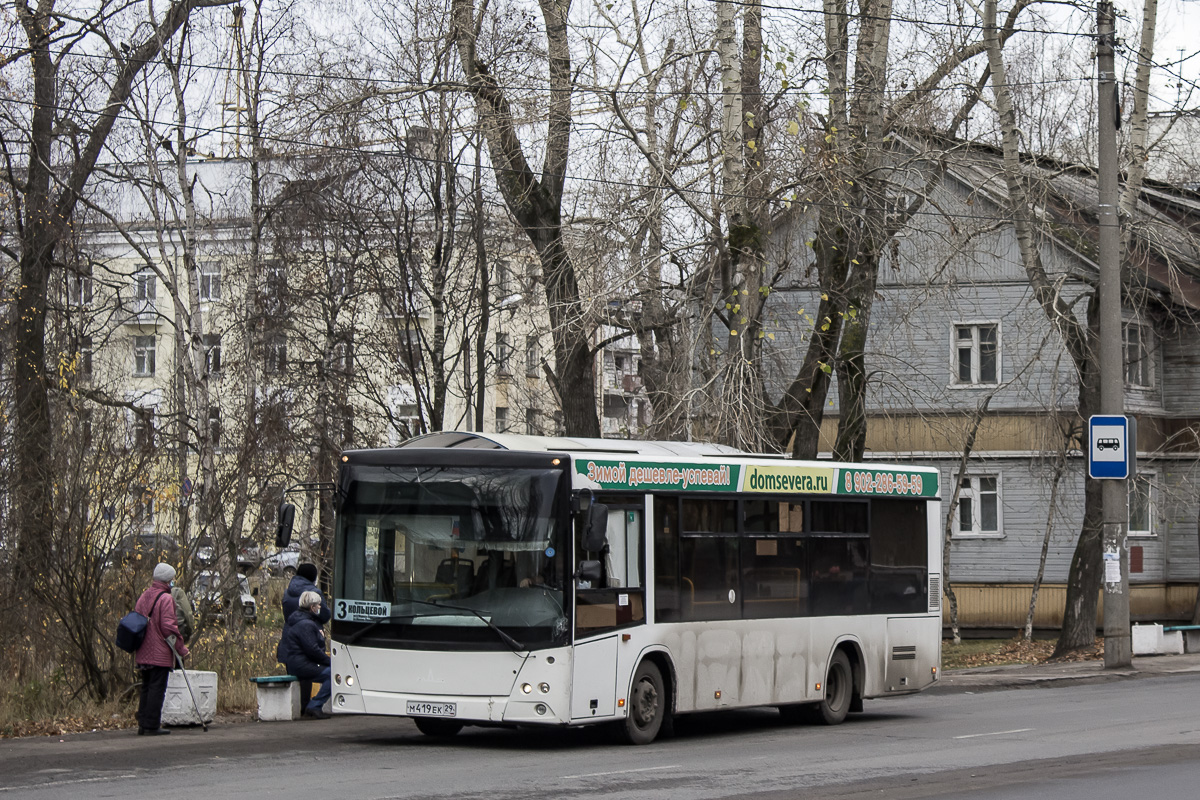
<box><xmin>280</xmin><ymin>590</ymin><xmax>332</xmax><ymax>719</ymax></box>
<box><xmin>277</xmin><ymin>563</ymin><xmax>331</xmax><ymax>665</ymax></box>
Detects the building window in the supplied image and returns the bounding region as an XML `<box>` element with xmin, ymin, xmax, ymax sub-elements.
<box><xmin>1129</xmin><ymin>473</ymin><xmax>1155</xmax><ymax>536</ymax></box>
<box><xmin>132</xmin><ymin>487</ymin><xmax>154</xmax><ymax>529</ymax></box>
<box><xmin>526</xmin><ymin>335</ymin><xmax>540</xmax><ymax>377</ymax></box>
<box><xmin>331</xmin><ymin>262</ymin><xmax>352</xmax><ymax>297</ymax></box>
<box><xmin>495</xmin><ymin>406</ymin><xmax>509</xmax><ymax>433</ymax></box>
<box><xmin>199</xmin><ymin>262</ymin><xmax>221</xmax><ymax>302</ymax></box>
<box><xmin>1124</xmin><ymin>322</ymin><xmax>1155</xmax><ymax>389</ymax></box>
<box><xmin>496</xmin><ymin>333</ymin><xmax>512</xmax><ymax>377</ymax></box>
<box><xmin>494</xmin><ymin>261</ymin><xmax>511</xmax><ymax>296</ymax></box>
<box><xmin>203</xmin><ymin>334</ymin><xmax>222</xmax><ymax>375</ymax></box>
<box><xmin>332</xmin><ymin>338</ymin><xmax>354</xmax><ymax>376</ymax></box>
<box><xmin>133</xmin><ymin>335</ymin><xmax>156</xmax><ymax>377</ymax></box>
<box><xmin>953</xmin><ymin>323</ymin><xmax>999</xmax><ymax>385</ymax></box>
<box><xmin>263</xmin><ymin>261</ymin><xmax>287</xmax><ymax>315</ymax></box>
<box><xmin>265</xmin><ymin>334</ymin><xmax>287</xmax><ymax>374</ymax></box>
<box><xmin>68</xmin><ymin>267</ymin><xmax>93</xmax><ymax>306</ymax></box>
<box><xmin>399</xmin><ymin>328</ymin><xmax>423</xmax><ymax>374</ymax></box>
<box><xmin>525</xmin><ymin>408</ymin><xmax>538</xmax><ymax>435</ymax></box>
<box><xmin>135</xmin><ymin>269</ymin><xmax>156</xmax><ymax>303</ymax></box>
<box><xmin>956</xmin><ymin>474</ymin><xmax>1000</xmax><ymax>535</ymax></box>
<box><xmin>77</xmin><ymin>335</ymin><xmax>93</xmax><ymax>378</ymax></box>
<box><xmin>208</xmin><ymin>406</ymin><xmax>221</xmax><ymax>448</ymax></box>
<box><xmin>132</xmin><ymin>408</ymin><xmax>155</xmax><ymax>451</ymax></box>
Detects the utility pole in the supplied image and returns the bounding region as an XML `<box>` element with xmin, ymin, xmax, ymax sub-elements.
<box><xmin>1097</xmin><ymin>0</ymin><xmax>1131</xmax><ymax>669</ymax></box>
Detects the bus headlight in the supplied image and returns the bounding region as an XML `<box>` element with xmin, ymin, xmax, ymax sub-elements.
<box><xmin>538</xmin><ymin>682</ymin><xmax>550</xmax><ymax>694</ymax></box>
<box><xmin>346</xmin><ymin>676</ymin><xmax>354</xmax><ymax>687</ymax></box>
<box><xmin>521</xmin><ymin>683</ymin><xmax>533</xmax><ymax>694</ymax></box>
<box><xmin>535</xmin><ymin>703</ymin><xmax>548</xmax><ymax>716</ymax></box>
<box><xmin>335</xmin><ymin>674</ymin><xmax>342</xmax><ymax>684</ymax></box>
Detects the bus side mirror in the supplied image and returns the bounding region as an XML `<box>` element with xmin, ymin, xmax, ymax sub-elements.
<box><xmin>276</xmin><ymin>502</ymin><xmax>296</xmax><ymax>548</ymax></box>
<box><xmin>582</xmin><ymin>502</ymin><xmax>609</xmax><ymax>553</ymax></box>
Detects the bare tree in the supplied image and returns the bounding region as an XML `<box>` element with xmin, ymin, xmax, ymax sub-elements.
<box><xmin>450</xmin><ymin>0</ymin><xmax>600</xmax><ymax>437</ymax></box>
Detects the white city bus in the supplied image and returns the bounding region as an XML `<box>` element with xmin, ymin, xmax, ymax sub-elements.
<box><xmin>326</xmin><ymin>432</ymin><xmax>942</xmax><ymax>743</ymax></box>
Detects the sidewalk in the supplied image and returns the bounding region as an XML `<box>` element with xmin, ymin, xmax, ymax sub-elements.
<box><xmin>935</xmin><ymin>649</ymin><xmax>1200</xmax><ymax>693</ymax></box>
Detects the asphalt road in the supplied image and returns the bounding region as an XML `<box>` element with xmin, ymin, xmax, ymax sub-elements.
<box><xmin>3</xmin><ymin>674</ymin><xmax>1199</xmax><ymax>799</ymax></box>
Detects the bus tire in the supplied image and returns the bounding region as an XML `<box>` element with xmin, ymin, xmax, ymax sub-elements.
<box><xmin>414</xmin><ymin>717</ymin><xmax>464</xmax><ymax>738</ymax></box>
<box><xmin>811</xmin><ymin>650</ymin><xmax>852</xmax><ymax>725</ymax></box>
<box><xmin>619</xmin><ymin>661</ymin><xmax>665</xmax><ymax>745</ymax></box>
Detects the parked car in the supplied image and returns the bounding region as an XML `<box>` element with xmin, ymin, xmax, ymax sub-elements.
<box><xmin>193</xmin><ymin>571</ymin><xmax>257</xmax><ymax>624</ymax></box>
<box><xmin>108</xmin><ymin>532</ymin><xmax>181</xmax><ymax>565</ymax></box>
<box><xmin>259</xmin><ymin>545</ymin><xmax>300</xmax><ymax>577</ymax></box>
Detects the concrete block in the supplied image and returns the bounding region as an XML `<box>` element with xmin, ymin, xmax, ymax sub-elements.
<box><xmin>1132</xmin><ymin>623</ymin><xmax>1163</xmax><ymax>655</ymax></box>
<box><xmin>163</xmin><ymin>670</ymin><xmax>217</xmax><ymax>726</ymax></box>
<box><xmin>257</xmin><ymin>681</ymin><xmax>301</xmax><ymax>721</ymax></box>
<box><xmin>1184</xmin><ymin>630</ymin><xmax>1200</xmax><ymax>654</ymax></box>
<box><xmin>1163</xmin><ymin>630</ymin><xmax>1185</xmax><ymax>655</ymax></box>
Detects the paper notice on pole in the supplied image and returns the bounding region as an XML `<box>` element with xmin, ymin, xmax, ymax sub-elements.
<box><xmin>1104</xmin><ymin>550</ymin><xmax>1121</xmax><ymax>584</ymax></box>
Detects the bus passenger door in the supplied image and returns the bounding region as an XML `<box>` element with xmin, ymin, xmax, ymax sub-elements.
<box><xmin>572</xmin><ymin>506</ymin><xmax>645</xmax><ymax>719</ymax></box>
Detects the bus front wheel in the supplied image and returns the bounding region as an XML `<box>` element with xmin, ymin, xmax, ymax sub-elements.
<box><xmin>811</xmin><ymin>650</ymin><xmax>852</xmax><ymax>725</ymax></box>
<box><xmin>414</xmin><ymin>717</ymin><xmax>464</xmax><ymax>738</ymax></box>
<box><xmin>619</xmin><ymin>661</ymin><xmax>665</xmax><ymax>745</ymax></box>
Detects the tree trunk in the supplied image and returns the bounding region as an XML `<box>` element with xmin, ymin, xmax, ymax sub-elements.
<box><xmin>1026</xmin><ymin>445</ymin><xmax>1067</xmax><ymax>640</ymax></box>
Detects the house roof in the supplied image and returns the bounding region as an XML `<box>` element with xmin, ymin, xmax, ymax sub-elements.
<box><xmin>901</xmin><ymin>131</ymin><xmax>1200</xmax><ymax>310</ymax></box>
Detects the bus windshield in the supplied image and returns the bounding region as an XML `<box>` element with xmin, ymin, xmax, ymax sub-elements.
<box><xmin>334</xmin><ymin>464</ymin><xmax>569</xmax><ymax>649</ymax></box>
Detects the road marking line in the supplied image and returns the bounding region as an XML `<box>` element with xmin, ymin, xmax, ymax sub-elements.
<box><xmin>0</xmin><ymin>774</ymin><xmax>139</xmax><ymax>792</ymax></box>
<box><xmin>561</xmin><ymin>765</ymin><xmax>681</xmax><ymax>779</ymax></box>
<box><xmin>953</xmin><ymin>728</ymin><xmax>1034</xmax><ymax>739</ymax></box>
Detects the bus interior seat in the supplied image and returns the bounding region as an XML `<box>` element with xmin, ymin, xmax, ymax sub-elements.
<box><xmin>435</xmin><ymin>558</ymin><xmax>475</xmax><ymax>595</ymax></box>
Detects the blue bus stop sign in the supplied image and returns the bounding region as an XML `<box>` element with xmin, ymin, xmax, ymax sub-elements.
<box><xmin>1088</xmin><ymin>415</ymin><xmax>1129</xmax><ymax>480</ymax></box>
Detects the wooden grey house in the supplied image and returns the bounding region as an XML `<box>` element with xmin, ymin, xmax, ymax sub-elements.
<box><xmin>764</xmin><ymin>136</ymin><xmax>1200</xmax><ymax>631</ymax></box>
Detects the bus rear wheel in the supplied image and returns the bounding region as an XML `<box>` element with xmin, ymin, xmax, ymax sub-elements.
<box><xmin>414</xmin><ymin>717</ymin><xmax>464</xmax><ymax>738</ymax></box>
<box><xmin>619</xmin><ymin>661</ymin><xmax>665</xmax><ymax>745</ymax></box>
<box><xmin>811</xmin><ymin>650</ymin><xmax>852</xmax><ymax>725</ymax></box>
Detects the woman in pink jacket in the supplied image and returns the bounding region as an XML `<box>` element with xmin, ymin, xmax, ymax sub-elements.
<box><xmin>134</xmin><ymin>563</ymin><xmax>190</xmax><ymax>735</ymax></box>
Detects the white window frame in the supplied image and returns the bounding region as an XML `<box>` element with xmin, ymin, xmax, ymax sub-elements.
<box><xmin>951</xmin><ymin>322</ymin><xmax>1000</xmax><ymax>387</ymax></box>
<box><xmin>133</xmin><ymin>335</ymin><xmax>156</xmax><ymax>377</ymax></box>
<box><xmin>953</xmin><ymin>473</ymin><xmax>1003</xmax><ymax>537</ymax></box>
<box><xmin>1123</xmin><ymin>320</ymin><xmax>1156</xmax><ymax>390</ymax></box>
<box><xmin>1128</xmin><ymin>471</ymin><xmax>1156</xmax><ymax>537</ymax></box>
<box><xmin>199</xmin><ymin>262</ymin><xmax>221</xmax><ymax>302</ymax></box>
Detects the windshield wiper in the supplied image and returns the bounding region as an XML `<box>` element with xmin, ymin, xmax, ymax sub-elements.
<box><xmin>343</xmin><ymin>598</ymin><xmax>525</xmax><ymax>652</ymax></box>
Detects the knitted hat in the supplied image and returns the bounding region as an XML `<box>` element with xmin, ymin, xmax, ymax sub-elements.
<box><xmin>153</xmin><ymin>563</ymin><xmax>177</xmax><ymax>583</ymax></box>
<box><xmin>297</xmin><ymin>562</ymin><xmax>318</xmax><ymax>582</ymax></box>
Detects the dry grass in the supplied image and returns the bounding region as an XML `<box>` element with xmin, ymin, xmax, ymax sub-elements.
<box><xmin>0</xmin><ymin>577</ymin><xmax>294</xmax><ymax>738</ymax></box>
<box><xmin>942</xmin><ymin>637</ymin><xmax>1104</xmax><ymax>670</ymax></box>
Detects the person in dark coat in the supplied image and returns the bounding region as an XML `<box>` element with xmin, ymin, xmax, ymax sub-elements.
<box><xmin>134</xmin><ymin>563</ymin><xmax>190</xmax><ymax>735</ymax></box>
<box><xmin>277</xmin><ymin>563</ymin><xmax>330</xmax><ymax>662</ymax></box>
<box><xmin>281</xmin><ymin>591</ymin><xmax>332</xmax><ymax>719</ymax></box>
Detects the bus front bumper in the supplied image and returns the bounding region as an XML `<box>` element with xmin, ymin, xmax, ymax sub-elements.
<box><xmin>332</xmin><ymin>689</ymin><xmax>567</xmax><ymax>725</ymax></box>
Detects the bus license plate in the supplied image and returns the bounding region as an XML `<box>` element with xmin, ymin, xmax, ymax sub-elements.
<box><xmin>407</xmin><ymin>701</ymin><xmax>456</xmax><ymax>718</ymax></box>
